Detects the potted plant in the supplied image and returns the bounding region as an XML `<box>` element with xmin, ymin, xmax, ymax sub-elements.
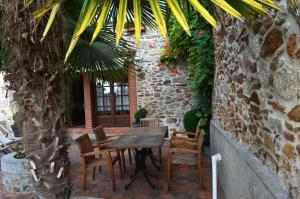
<box><xmin>132</xmin><ymin>108</ymin><xmax>148</xmax><ymax>128</ymax></box>
<box><xmin>11</xmin><ymin>113</ymin><xmax>22</xmax><ymax>137</ymax></box>
<box><xmin>1</xmin><ymin>147</ymin><xmax>33</xmax><ymax>193</ymax></box>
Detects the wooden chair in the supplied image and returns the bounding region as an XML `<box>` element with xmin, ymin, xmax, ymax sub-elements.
<box><xmin>171</xmin><ymin>120</ymin><xmax>202</xmax><ymax>143</ymax></box>
<box><xmin>167</xmin><ymin>129</ymin><xmax>204</xmax><ymax>190</ymax></box>
<box><xmin>140</xmin><ymin>118</ymin><xmax>160</xmax><ymax>127</ymax></box>
<box><xmin>75</xmin><ymin>134</ymin><xmax>123</xmax><ymax>191</ymax></box>
<box><xmin>139</xmin><ymin>118</ymin><xmax>163</xmax><ymax>163</ymax></box>
<box><xmin>93</xmin><ymin>126</ymin><xmax>132</xmax><ymax>172</ymax></box>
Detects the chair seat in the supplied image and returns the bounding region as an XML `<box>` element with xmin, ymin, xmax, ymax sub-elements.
<box><xmin>171</xmin><ymin>154</ymin><xmax>197</xmax><ymax>165</ymax></box>
<box><xmin>88</xmin><ymin>158</ymin><xmax>108</xmax><ymax>167</ymax></box>
<box><xmin>88</xmin><ymin>154</ymin><xmax>119</xmax><ymax>167</ymax></box>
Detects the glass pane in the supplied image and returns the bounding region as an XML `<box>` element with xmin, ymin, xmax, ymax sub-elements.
<box><xmin>123</xmin><ymin>105</ymin><xmax>129</xmax><ymax>110</ymax></box>
<box><xmin>97</xmin><ymin>97</ymin><xmax>103</xmax><ymax>106</ymax></box>
<box><xmin>97</xmin><ymin>107</ymin><xmax>101</xmax><ymax>112</ymax></box>
<box><xmin>116</xmin><ymin>96</ymin><xmax>122</xmax><ymax>106</ymax></box>
<box><xmin>96</xmin><ymin>79</ymin><xmax>102</xmax><ymax>86</ymax></box>
<box><xmin>114</xmin><ymin>85</ymin><xmax>121</xmax><ymax>95</ymax></box>
<box><xmin>116</xmin><ymin>106</ymin><xmax>122</xmax><ymax>110</ymax></box>
<box><xmin>123</xmin><ymin>96</ymin><xmax>129</xmax><ymax>105</ymax></box>
<box><xmin>104</xmin><ymin>96</ymin><xmax>110</xmax><ymax>106</ymax></box>
<box><xmin>105</xmin><ymin>106</ymin><xmax>111</xmax><ymax>111</ymax></box>
<box><xmin>104</xmin><ymin>86</ymin><xmax>110</xmax><ymax>95</ymax></box>
<box><xmin>103</xmin><ymin>81</ymin><xmax>110</xmax><ymax>87</ymax></box>
<box><xmin>122</xmin><ymin>85</ymin><xmax>128</xmax><ymax>95</ymax></box>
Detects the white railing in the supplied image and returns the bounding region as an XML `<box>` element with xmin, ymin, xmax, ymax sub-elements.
<box><xmin>212</xmin><ymin>153</ymin><xmax>222</xmax><ymax>199</ymax></box>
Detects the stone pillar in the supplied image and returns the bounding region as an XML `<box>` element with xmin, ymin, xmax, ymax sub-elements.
<box><xmin>129</xmin><ymin>66</ymin><xmax>137</xmax><ymax>126</ymax></box>
<box><xmin>83</xmin><ymin>74</ymin><xmax>94</xmax><ymax>130</ymax></box>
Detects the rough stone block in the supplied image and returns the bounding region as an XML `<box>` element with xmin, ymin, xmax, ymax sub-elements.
<box><xmin>210</xmin><ymin>122</ymin><xmax>291</xmax><ymax>199</ymax></box>
<box><xmin>1</xmin><ymin>152</ymin><xmax>33</xmax><ymax>193</ymax></box>
<box><xmin>260</xmin><ymin>28</ymin><xmax>283</xmax><ymax>58</ymax></box>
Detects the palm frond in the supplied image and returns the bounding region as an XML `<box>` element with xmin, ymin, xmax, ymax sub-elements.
<box><xmin>91</xmin><ymin>0</ymin><xmax>113</xmax><ymax>44</ymax></box>
<box><xmin>41</xmin><ymin>2</ymin><xmax>61</xmax><ymax>41</ymax></box>
<box><xmin>28</xmin><ymin>0</ymin><xmax>286</xmax><ymax>61</ymax></box>
<box><xmin>133</xmin><ymin>0</ymin><xmax>142</xmax><ymax>45</ymax></box>
<box><xmin>166</xmin><ymin>0</ymin><xmax>190</xmax><ymax>35</ymax></box>
<box><xmin>148</xmin><ymin>0</ymin><xmax>167</xmax><ymax>38</ymax></box>
<box><xmin>66</xmin><ymin>19</ymin><xmax>134</xmax><ymax>83</ymax></box>
<box><xmin>115</xmin><ymin>0</ymin><xmax>128</xmax><ymax>45</ymax></box>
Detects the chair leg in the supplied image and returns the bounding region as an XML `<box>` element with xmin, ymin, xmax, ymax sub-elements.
<box><xmin>121</xmin><ymin>150</ymin><xmax>126</xmax><ymax>173</ymax></box>
<box><xmin>108</xmin><ymin>159</ymin><xmax>116</xmax><ymax>191</ymax></box>
<box><xmin>167</xmin><ymin>154</ymin><xmax>172</xmax><ymax>190</ymax></box>
<box><xmin>159</xmin><ymin>147</ymin><xmax>162</xmax><ymax>164</ymax></box>
<box><xmin>92</xmin><ymin>166</ymin><xmax>96</xmax><ymax>180</ymax></box>
<box><xmin>117</xmin><ymin>150</ymin><xmax>124</xmax><ymax>178</ymax></box>
<box><xmin>198</xmin><ymin>155</ymin><xmax>202</xmax><ymax>188</ymax></box>
<box><xmin>82</xmin><ymin>164</ymin><xmax>87</xmax><ymax>190</ymax></box>
<box><xmin>128</xmin><ymin>149</ymin><xmax>132</xmax><ymax>164</ymax></box>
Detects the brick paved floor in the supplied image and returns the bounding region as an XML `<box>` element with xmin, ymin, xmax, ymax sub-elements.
<box><xmin>0</xmin><ymin>142</ymin><xmax>225</xmax><ymax>199</ymax></box>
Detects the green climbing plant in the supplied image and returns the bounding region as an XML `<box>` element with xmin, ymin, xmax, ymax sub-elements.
<box><xmin>161</xmin><ymin>5</ymin><xmax>215</xmax><ymax>145</ymax></box>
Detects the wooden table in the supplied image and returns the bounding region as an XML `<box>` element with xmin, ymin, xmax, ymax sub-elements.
<box><xmin>109</xmin><ymin>126</ymin><xmax>168</xmax><ymax>190</ymax></box>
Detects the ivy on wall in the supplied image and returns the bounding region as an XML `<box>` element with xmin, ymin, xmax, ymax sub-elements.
<box><xmin>161</xmin><ymin>6</ymin><xmax>215</xmax><ymax>144</ymax></box>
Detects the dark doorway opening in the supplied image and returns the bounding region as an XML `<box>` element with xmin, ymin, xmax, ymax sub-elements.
<box><xmin>71</xmin><ymin>77</ymin><xmax>85</xmax><ymax>127</ymax></box>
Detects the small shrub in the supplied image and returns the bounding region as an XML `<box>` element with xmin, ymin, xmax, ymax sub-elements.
<box><xmin>14</xmin><ymin>148</ymin><xmax>26</xmax><ymax>159</ymax></box>
<box><xmin>183</xmin><ymin>109</ymin><xmax>200</xmax><ymax>133</ymax></box>
<box><xmin>134</xmin><ymin>108</ymin><xmax>148</xmax><ymax>123</ymax></box>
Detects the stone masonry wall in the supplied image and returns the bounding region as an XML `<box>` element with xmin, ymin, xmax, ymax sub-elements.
<box><xmin>213</xmin><ymin>2</ymin><xmax>300</xmax><ymax>198</ymax></box>
<box><xmin>125</xmin><ymin>29</ymin><xmax>196</xmax><ymax>135</ymax></box>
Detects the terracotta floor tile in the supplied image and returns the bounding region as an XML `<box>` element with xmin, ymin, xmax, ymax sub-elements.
<box><xmin>0</xmin><ymin>142</ymin><xmax>225</xmax><ymax>199</ymax></box>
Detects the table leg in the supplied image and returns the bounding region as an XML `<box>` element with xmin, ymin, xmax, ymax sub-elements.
<box><xmin>148</xmin><ymin>149</ymin><xmax>161</xmax><ymax>171</ymax></box>
<box><xmin>124</xmin><ymin>148</ymin><xmax>157</xmax><ymax>190</ymax></box>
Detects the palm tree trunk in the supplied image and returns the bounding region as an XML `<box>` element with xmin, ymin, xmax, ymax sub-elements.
<box><xmin>1</xmin><ymin>0</ymin><xmax>71</xmax><ymax>198</ymax></box>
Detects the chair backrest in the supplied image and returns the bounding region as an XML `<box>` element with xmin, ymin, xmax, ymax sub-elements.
<box><xmin>194</xmin><ymin>121</ymin><xmax>202</xmax><ymax>141</ymax></box>
<box><xmin>197</xmin><ymin>128</ymin><xmax>204</xmax><ymax>150</ymax></box>
<box><xmin>140</xmin><ymin>118</ymin><xmax>160</xmax><ymax>127</ymax></box>
<box><xmin>93</xmin><ymin>126</ymin><xmax>107</xmax><ymax>142</ymax></box>
<box><xmin>75</xmin><ymin>134</ymin><xmax>95</xmax><ymax>163</ymax></box>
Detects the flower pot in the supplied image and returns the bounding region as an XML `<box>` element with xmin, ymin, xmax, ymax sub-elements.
<box><xmin>1</xmin><ymin>152</ymin><xmax>33</xmax><ymax>193</ymax></box>
<box><xmin>11</xmin><ymin>124</ymin><xmax>22</xmax><ymax>137</ymax></box>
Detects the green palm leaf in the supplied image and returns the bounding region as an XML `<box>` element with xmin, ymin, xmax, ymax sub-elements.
<box><xmin>166</xmin><ymin>0</ymin><xmax>191</xmax><ymax>35</ymax></box>
<box><xmin>133</xmin><ymin>0</ymin><xmax>142</xmax><ymax>45</ymax></box>
<box><xmin>149</xmin><ymin>0</ymin><xmax>168</xmax><ymax>38</ymax></box>
<box><xmin>67</xmin><ymin>19</ymin><xmax>134</xmax><ymax>83</ymax></box>
<box><xmin>115</xmin><ymin>0</ymin><xmax>128</xmax><ymax>45</ymax></box>
<box><xmin>91</xmin><ymin>0</ymin><xmax>113</xmax><ymax>44</ymax></box>
<box><xmin>41</xmin><ymin>3</ymin><xmax>61</xmax><ymax>41</ymax></box>
<box><xmin>29</xmin><ymin>0</ymin><xmax>288</xmax><ymax>60</ymax></box>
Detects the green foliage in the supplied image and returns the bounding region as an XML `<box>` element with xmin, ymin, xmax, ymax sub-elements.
<box><xmin>134</xmin><ymin>108</ymin><xmax>148</xmax><ymax>123</ymax></box>
<box><xmin>161</xmin><ymin>5</ymin><xmax>215</xmax><ymax>145</ymax></box>
<box><xmin>14</xmin><ymin>148</ymin><xmax>26</xmax><ymax>159</ymax></box>
<box><xmin>64</xmin><ymin>0</ymin><xmax>135</xmax><ymax>83</ymax></box>
<box><xmin>183</xmin><ymin>109</ymin><xmax>200</xmax><ymax>132</ymax></box>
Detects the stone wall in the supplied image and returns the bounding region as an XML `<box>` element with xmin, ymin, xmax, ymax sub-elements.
<box><xmin>212</xmin><ymin>2</ymin><xmax>300</xmax><ymax>198</ymax></box>
<box><xmin>125</xmin><ymin>29</ymin><xmax>196</xmax><ymax>135</ymax></box>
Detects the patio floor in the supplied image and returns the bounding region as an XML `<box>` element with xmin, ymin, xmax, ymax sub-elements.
<box><xmin>0</xmin><ymin>141</ymin><xmax>225</xmax><ymax>199</ymax></box>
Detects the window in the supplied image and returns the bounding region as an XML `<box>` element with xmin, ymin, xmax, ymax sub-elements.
<box><xmin>95</xmin><ymin>80</ymin><xmax>130</xmax><ymax>115</ymax></box>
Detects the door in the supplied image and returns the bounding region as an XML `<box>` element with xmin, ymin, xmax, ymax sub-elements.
<box><xmin>94</xmin><ymin>80</ymin><xmax>130</xmax><ymax>127</ymax></box>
